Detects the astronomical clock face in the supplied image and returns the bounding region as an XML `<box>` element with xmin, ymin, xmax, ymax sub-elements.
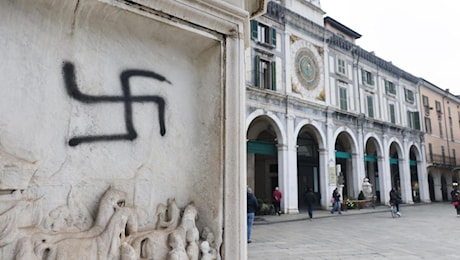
<box><xmin>295</xmin><ymin>48</ymin><xmax>320</xmax><ymax>89</ymax></box>
<box><xmin>291</xmin><ymin>40</ymin><xmax>324</xmax><ymax>100</ymax></box>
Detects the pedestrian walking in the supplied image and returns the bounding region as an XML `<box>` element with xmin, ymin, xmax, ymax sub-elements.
<box><xmin>330</xmin><ymin>188</ymin><xmax>342</xmax><ymax>214</ymax></box>
<box><xmin>305</xmin><ymin>187</ymin><xmax>316</xmax><ymax>220</ymax></box>
<box><xmin>247</xmin><ymin>187</ymin><xmax>258</xmax><ymax>243</ymax></box>
<box><xmin>272</xmin><ymin>187</ymin><xmax>282</xmax><ymax>216</ymax></box>
<box><xmin>389</xmin><ymin>188</ymin><xmax>402</xmax><ymax>216</ymax></box>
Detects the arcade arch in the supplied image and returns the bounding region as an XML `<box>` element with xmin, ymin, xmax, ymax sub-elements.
<box><xmin>296</xmin><ymin>124</ymin><xmax>324</xmax><ymax>210</ymax></box>
<box><xmin>334</xmin><ymin>131</ymin><xmax>358</xmax><ymax>199</ymax></box>
<box><xmin>364</xmin><ymin>136</ymin><xmax>383</xmax><ymax>202</ymax></box>
<box><xmin>246</xmin><ymin>115</ymin><xmax>283</xmax><ymax>205</ymax></box>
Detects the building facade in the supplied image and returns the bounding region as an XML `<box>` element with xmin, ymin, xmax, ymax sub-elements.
<box><xmin>246</xmin><ymin>0</ymin><xmax>430</xmax><ymax>214</ymax></box>
<box><xmin>419</xmin><ymin>80</ymin><xmax>460</xmax><ymax>202</ymax></box>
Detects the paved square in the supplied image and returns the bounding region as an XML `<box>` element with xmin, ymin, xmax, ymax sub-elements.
<box><xmin>248</xmin><ymin>203</ymin><xmax>458</xmax><ymax>259</ymax></box>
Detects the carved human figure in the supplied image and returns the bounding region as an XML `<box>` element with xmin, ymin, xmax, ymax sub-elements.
<box><xmin>200</xmin><ymin>227</ymin><xmax>217</xmax><ymax>259</ymax></box>
<box><xmin>167</xmin><ymin>230</ymin><xmax>188</xmax><ymax>260</ymax></box>
<box><xmin>200</xmin><ymin>241</ymin><xmax>216</xmax><ymax>260</ymax></box>
<box><xmin>186</xmin><ymin>226</ymin><xmax>200</xmax><ymax>260</ymax></box>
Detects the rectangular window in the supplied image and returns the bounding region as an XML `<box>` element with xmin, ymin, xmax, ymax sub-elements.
<box><xmin>422</xmin><ymin>95</ymin><xmax>429</xmax><ymax>107</ymax></box>
<box><xmin>367</xmin><ymin>95</ymin><xmax>374</xmax><ymax>118</ymax></box>
<box><xmin>339</xmin><ymin>85</ymin><xmax>348</xmax><ymax>110</ymax></box>
<box><xmin>361</xmin><ymin>68</ymin><xmax>374</xmax><ymax>86</ymax></box>
<box><xmin>337</xmin><ymin>58</ymin><xmax>346</xmax><ymax>75</ymax></box>
<box><xmin>389</xmin><ymin>104</ymin><xmax>396</xmax><ymax>124</ymax></box>
<box><xmin>428</xmin><ymin>143</ymin><xmax>433</xmax><ymax>162</ymax></box>
<box><xmin>435</xmin><ymin>101</ymin><xmax>442</xmax><ymax>112</ymax></box>
<box><xmin>385</xmin><ymin>80</ymin><xmax>396</xmax><ymax>95</ymax></box>
<box><xmin>425</xmin><ymin>117</ymin><xmax>432</xmax><ymax>133</ymax></box>
<box><xmin>404</xmin><ymin>88</ymin><xmax>415</xmax><ymax>104</ymax></box>
<box><xmin>258</xmin><ymin>23</ymin><xmax>269</xmax><ymax>43</ymax></box>
<box><xmin>254</xmin><ymin>55</ymin><xmax>276</xmax><ymax>90</ymax></box>
<box><xmin>458</xmin><ymin>111</ymin><xmax>460</xmax><ymax>128</ymax></box>
<box><xmin>250</xmin><ymin>20</ymin><xmax>277</xmax><ymax>47</ymax></box>
<box><xmin>442</xmin><ymin>146</ymin><xmax>446</xmax><ymax>164</ymax></box>
<box><xmin>453</xmin><ymin>149</ymin><xmax>457</xmax><ymax>165</ymax></box>
<box><xmin>407</xmin><ymin>111</ymin><xmax>420</xmax><ymax>130</ymax></box>
<box><xmin>439</xmin><ymin>121</ymin><xmax>443</xmax><ymax>138</ymax></box>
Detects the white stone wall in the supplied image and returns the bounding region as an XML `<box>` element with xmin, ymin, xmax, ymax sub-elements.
<box><xmin>0</xmin><ymin>0</ymin><xmax>249</xmax><ymax>259</ymax></box>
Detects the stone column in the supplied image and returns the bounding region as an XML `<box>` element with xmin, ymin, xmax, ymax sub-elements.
<box><xmin>418</xmin><ymin>137</ymin><xmax>430</xmax><ymax>202</ymax></box>
<box><xmin>279</xmin><ymin>114</ymin><xmax>299</xmax><ymax>214</ymax></box>
<box><xmin>381</xmin><ymin>134</ymin><xmax>393</xmax><ymax>205</ymax></box>
<box><xmin>400</xmin><ymin>143</ymin><xmax>414</xmax><ymax>204</ymax></box>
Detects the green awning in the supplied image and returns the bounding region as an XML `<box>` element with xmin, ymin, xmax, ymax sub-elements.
<box><xmin>247</xmin><ymin>140</ymin><xmax>276</xmax><ymax>156</ymax></box>
<box><xmin>335</xmin><ymin>151</ymin><xmax>351</xmax><ymax>159</ymax></box>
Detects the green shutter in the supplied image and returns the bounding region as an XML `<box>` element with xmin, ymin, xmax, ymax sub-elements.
<box><xmin>250</xmin><ymin>20</ymin><xmax>258</xmax><ymax>40</ymax></box>
<box><xmin>389</xmin><ymin>104</ymin><xmax>395</xmax><ymax>123</ymax></box>
<box><xmin>254</xmin><ymin>55</ymin><xmax>260</xmax><ymax>87</ymax></box>
<box><xmin>361</xmin><ymin>69</ymin><xmax>365</xmax><ymax>84</ymax></box>
<box><xmin>414</xmin><ymin>111</ymin><xmax>420</xmax><ymax>130</ymax></box>
<box><xmin>271</xmin><ymin>61</ymin><xmax>276</xmax><ymax>91</ymax></box>
<box><xmin>339</xmin><ymin>87</ymin><xmax>347</xmax><ymax>110</ymax></box>
<box><xmin>367</xmin><ymin>96</ymin><xmax>374</xmax><ymax>118</ymax></box>
<box><xmin>270</xmin><ymin>27</ymin><xmax>277</xmax><ymax>47</ymax></box>
<box><xmin>428</xmin><ymin>143</ymin><xmax>433</xmax><ymax>161</ymax></box>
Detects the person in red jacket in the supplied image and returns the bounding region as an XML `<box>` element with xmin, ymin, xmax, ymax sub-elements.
<box><xmin>272</xmin><ymin>187</ymin><xmax>282</xmax><ymax>216</ymax></box>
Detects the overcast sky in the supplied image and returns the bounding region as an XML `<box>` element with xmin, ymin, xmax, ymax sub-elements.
<box><xmin>320</xmin><ymin>0</ymin><xmax>460</xmax><ymax>94</ymax></box>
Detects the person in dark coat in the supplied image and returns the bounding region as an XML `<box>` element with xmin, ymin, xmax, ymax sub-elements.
<box><xmin>247</xmin><ymin>187</ymin><xmax>258</xmax><ymax>243</ymax></box>
<box><xmin>330</xmin><ymin>188</ymin><xmax>342</xmax><ymax>214</ymax></box>
<box><xmin>389</xmin><ymin>188</ymin><xmax>402</xmax><ymax>216</ymax></box>
<box><xmin>305</xmin><ymin>187</ymin><xmax>316</xmax><ymax>220</ymax></box>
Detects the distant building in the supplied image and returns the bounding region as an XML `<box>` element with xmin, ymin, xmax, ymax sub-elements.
<box><xmin>419</xmin><ymin>80</ymin><xmax>460</xmax><ymax>201</ymax></box>
<box><xmin>246</xmin><ymin>0</ymin><xmax>429</xmax><ymax>213</ymax></box>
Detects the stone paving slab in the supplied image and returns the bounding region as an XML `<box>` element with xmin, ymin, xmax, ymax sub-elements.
<box><xmin>255</xmin><ymin>204</ymin><xmax>391</xmax><ymax>225</ymax></box>
<box><xmin>249</xmin><ymin>202</ymin><xmax>458</xmax><ymax>259</ymax></box>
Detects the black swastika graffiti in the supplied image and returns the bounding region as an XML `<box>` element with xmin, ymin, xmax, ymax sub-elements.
<box><xmin>62</xmin><ymin>61</ymin><xmax>171</xmax><ymax>146</ymax></box>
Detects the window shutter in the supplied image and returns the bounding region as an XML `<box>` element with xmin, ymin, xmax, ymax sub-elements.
<box><xmin>270</xmin><ymin>27</ymin><xmax>277</xmax><ymax>47</ymax></box>
<box><xmin>271</xmin><ymin>61</ymin><xmax>276</xmax><ymax>91</ymax></box>
<box><xmin>414</xmin><ymin>112</ymin><xmax>420</xmax><ymax>130</ymax></box>
<box><xmin>254</xmin><ymin>55</ymin><xmax>260</xmax><ymax>87</ymax></box>
<box><xmin>339</xmin><ymin>87</ymin><xmax>347</xmax><ymax>110</ymax></box>
<box><xmin>250</xmin><ymin>20</ymin><xmax>258</xmax><ymax>40</ymax></box>
<box><xmin>361</xmin><ymin>69</ymin><xmax>365</xmax><ymax>84</ymax></box>
<box><xmin>389</xmin><ymin>104</ymin><xmax>395</xmax><ymax>123</ymax></box>
<box><xmin>367</xmin><ymin>96</ymin><xmax>374</xmax><ymax>118</ymax></box>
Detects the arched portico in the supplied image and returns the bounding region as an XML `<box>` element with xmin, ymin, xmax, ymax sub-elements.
<box><xmin>246</xmin><ymin>114</ymin><xmax>284</xmax><ymax>212</ymax></box>
<box><xmin>295</xmin><ymin>123</ymin><xmax>326</xmax><ymax>210</ymax></box>
<box><xmin>334</xmin><ymin>130</ymin><xmax>359</xmax><ymax>200</ymax></box>
<box><xmin>364</xmin><ymin>136</ymin><xmax>384</xmax><ymax>203</ymax></box>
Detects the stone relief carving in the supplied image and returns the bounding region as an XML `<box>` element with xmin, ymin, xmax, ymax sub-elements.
<box><xmin>0</xmin><ymin>187</ymin><xmax>218</xmax><ymax>260</ymax></box>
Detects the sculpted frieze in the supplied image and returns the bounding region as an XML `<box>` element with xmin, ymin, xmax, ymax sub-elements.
<box><xmin>0</xmin><ymin>187</ymin><xmax>217</xmax><ymax>260</ymax></box>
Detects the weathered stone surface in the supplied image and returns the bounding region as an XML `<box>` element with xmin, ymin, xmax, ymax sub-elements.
<box><xmin>0</xmin><ymin>0</ymin><xmax>248</xmax><ymax>258</ymax></box>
